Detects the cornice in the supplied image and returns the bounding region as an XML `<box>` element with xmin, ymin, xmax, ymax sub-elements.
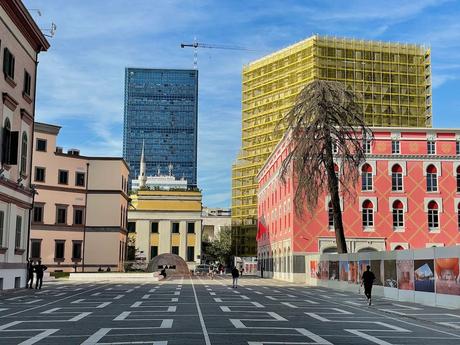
<box><xmin>2</xmin><ymin>92</ymin><xmax>18</xmax><ymax>111</ymax></box>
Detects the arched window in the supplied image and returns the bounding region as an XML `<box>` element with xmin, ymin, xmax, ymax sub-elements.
<box><xmin>426</xmin><ymin>165</ymin><xmax>438</xmax><ymax>192</ymax></box>
<box><xmin>20</xmin><ymin>132</ymin><xmax>27</xmax><ymax>175</ymax></box>
<box><xmin>391</xmin><ymin>164</ymin><xmax>403</xmax><ymax>191</ymax></box>
<box><xmin>328</xmin><ymin>201</ymin><xmax>334</xmax><ymax>228</ymax></box>
<box><xmin>427</xmin><ymin>201</ymin><xmax>439</xmax><ymax>230</ymax></box>
<box><xmin>2</xmin><ymin>118</ymin><xmax>11</xmax><ymax>165</ymax></box>
<box><xmin>394</xmin><ymin>245</ymin><xmax>405</xmax><ymax>250</ymax></box>
<box><xmin>392</xmin><ymin>200</ymin><xmax>404</xmax><ymax>228</ymax></box>
<box><xmin>456</xmin><ymin>166</ymin><xmax>460</xmax><ymax>193</ymax></box>
<box><xmin>361</xmin><ymin>164</ymin><xmax>373</xmax><ymax>191</ymax></box>
<box><xmin>362</xmin><ymin>200</ymin><xmax>374</xmax><ymax>227</ymax></box>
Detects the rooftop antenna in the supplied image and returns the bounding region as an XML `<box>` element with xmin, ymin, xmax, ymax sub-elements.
<box><xmin>28</xmin><ymin>8</ymin><xmax>42</xmax><ymax>16</ymax></box>
<box><xmin>41</xmin><ymin>22</ymin><xmax>57</xmax><ymax>38</ymax></box>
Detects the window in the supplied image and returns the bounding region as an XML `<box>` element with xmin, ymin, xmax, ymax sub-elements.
<box><xmin>361</xmin><ymin>164</ymin><xmax>373</xmax><ymax>191</ymax></box>
<box><xmin>55</xmin><ymin>241</ymin><xmax>65</xmax><ymax>260</ymax></box>
<box><xmin>74</xmin><ymin>208</ymin><xmax>84</xmax><ymax>225</ymax></box>
<box><xmin>426</xmin><ymin>165</ymin><xmax>438</xmax><ymax>192</ymax></box>
<box><xmin>187</xmin><ymin>246</ymin><xmax>195</xmax><ymax>261</ymax></box>
<box><xmin>457</xmin><ymin>141</ymin><xmax>460</xmax><ymax>155</ymax></box>
<box><xmin>151</xmin><ymin>222</ymin><xmax>159</xmax><ymax>233</ymax></box>
<box><xmin>56</xmin><ymin>206</ymin><xmax>67</xmax><ymax>224</ymax></box>
<box><xmin>150</xmin><ymin>246</ymin><xmax>158</xmax><ymax>259</ymax></box>
<box><xmin>58</xmin><ymin>170</ymin><xmax>68</xmax><ymax>184</ymax></box>
<box><xmin>427</xmin><ymin>140</ymin><xmax>435</xmax><ymax>155</ymax></box>
<box><xmin>15</xmin><ymin>216</ymin><xmax>22</xmax><ymax>248</ymax></box>
<box><xmin>187</xmin><ymin>222</ymin><xmax>195</xmax><ymax>233</ymax></box>
<box><xmin>20</xmin><ymin>132</ymin><xmax>27</xmax><ymax>175</ymax></box>
<box><xmin>427</xmin><ymin>201</ymin><xmax>439</xmax><ymax>230</ymax></box>
<box><xmin>36</xmin><ymin>139</ymin><xmax>47</xmax><ymax>152</ymax></box>
<box><xmin>171</xmin><ymin>222</ymin><xmax>179</xmax><ymax>233</ymax></box>
<box><xmin>72</xmin><ymin>241</ymin><xmax>82</xmax><ymax>259</ymax></box>
<box><xmin>362</xmin><ymin>200</ymin><xmax>374</xmax><ymax>227</ymax></box>
<box><xmin>391</xmin><ymin>164</ymin><xmax>403</xmax><ymax>191</ymax></box>
<box><xmin>127</xmin><ymin>222</ymin><xmax>136</xmax><ymax>233</ymax></box>
<box><xmin>392</xmin><ymin>140</ymin><xmax>400</xmax><ymax>154</ymax></box>
<box><xmin>392</xmin><ymin>200</ymin><xmax>404</xmax><ymax>228</ymax></box>
<box><xmin>328</xmin><ymin>201</ymin><xmax>334</xmax><ymax>227</ymax></box>
<box><xmin>75</xmin><ymin>172</ymin><xmax>85</xmax><ymax>187</ymax></box>
<box><xmin>457</xmin><ymin>166</ymin><xmax>460</xmax><ymax>193</ymax></box>
<box><xmin>0</xmin><ymin>211</ymin><xmax>4</xmax><ymax>247</ymax></box>
<box><xmin>34</xmin><ymin>167</ymin><xmax>45</xmax><ymax>182</ymax></box>
<box><xmin>2</xmin><ymin>118</ymin><xmax>18</xmax><ymax>165</ymax></box>
<box><xmin>362</xmin><ymin>139</ymin><xmax>371</xmax><ymax>154</ymax></box>
<box><xmin>3</xmin><ymin>48</ymin><xmax>15</xmax><ymax>79</ymax></box>
<box><xmin>31</xmin><ymin>240</ymin><xmax>41</xmax><ymax>259</ymax></box>
<box><xmin>33</xmin><ymin>205</ymin><xmax>43</xmax><ymax>223</ymax></box>
<box><xmin>171</xmin><ymin>246</ymin><xmax>179</xmax><ymax>255</ymax></box>
<box><xmin>457</xmin><ymin>203</ymin><xmax>460</xmax><ymax>230</ymax></box>
<box><xmin>23</xmin><ymin>70</ymin><xmax>31</xmax><ymax>96</ymax></box>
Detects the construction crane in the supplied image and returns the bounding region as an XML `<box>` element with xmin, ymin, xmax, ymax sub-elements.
<box><xmin>180</xmin><ymin>38</ymin><xmax>257</xmax><ymax>69</ymax></box>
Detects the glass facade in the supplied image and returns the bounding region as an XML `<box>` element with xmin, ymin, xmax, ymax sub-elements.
<box><xmin>123</xmin><ymin>68</ymin><xmax>198</xmax><ymax>187</ymax></box>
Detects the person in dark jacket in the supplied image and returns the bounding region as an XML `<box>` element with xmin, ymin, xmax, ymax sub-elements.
<box><xmin>35</xmin><ymin>261</ymin><xmax>47</xmax><ymax>290</ymax></box>
<box><xmin>231</xmin><ymin>267</ymin><xmax>240</xmax><ymax>288</ymax></box>
<box><xmin>26</xmin><ymin>260</ymin><xmax>34</xmax><ymax>288</ymax></box>
<box><xmin>361</xmin><ymin>265</ymin><xmax>376</xmax><ymax>305</ymax></box>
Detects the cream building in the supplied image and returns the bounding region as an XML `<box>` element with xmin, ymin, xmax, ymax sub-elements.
<box><xmin>202</xmin><ymin>207</ymin><xmax>231</xmax><ymax>242</ymax></box>
<box><xmin>30</xmin><ymin>122</ymin><xmax>130</xmax><ymax>272</ymax></box>
<box><xmin>0</xmin><ymin>1</ymin><xmax>49</xmax><ymax>289</ymax></box>
<box><xmin>128</xmin><ymin>190</ymin><xmax>202</xmax><ymax>269</ymax></box>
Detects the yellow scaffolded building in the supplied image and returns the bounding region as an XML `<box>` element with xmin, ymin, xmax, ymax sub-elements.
<box><xmin>232</xmin><ymin>35</ymin><xmax>431</xmax><ymax>256</ymax></box>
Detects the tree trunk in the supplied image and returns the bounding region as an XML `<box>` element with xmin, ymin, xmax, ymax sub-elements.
<box><xmin>324</xmin><ymin>131</ymin><xmax>348</xmax><ymax>254</ymax></box>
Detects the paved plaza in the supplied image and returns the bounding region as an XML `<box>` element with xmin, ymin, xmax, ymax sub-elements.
<box><xmin>0</xmin><ymin>276</ymin><xmax>459</xmax><ymax>344</ymax></box>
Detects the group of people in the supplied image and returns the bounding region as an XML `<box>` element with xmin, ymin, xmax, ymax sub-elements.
<box><xmin>26</xmin><ymin>260</ymin><xmax>47</xmax><ymax>290</ymax></box>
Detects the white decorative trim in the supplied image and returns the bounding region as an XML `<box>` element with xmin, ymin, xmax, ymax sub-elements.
<box><xmin>423</xmin><ymin>197</ymin><xmax>443</xmax><ymax>212</ymax></box>
<box><xmin>358</xmin><ymin>196</ymin><xmax>378</xmax><ymax>211</ymax></box>
<box><xmin>422</xmin><ymin>161</ymin><xmax>442</xmax><ymax>176</ymax></box>
<box><xmin>324</xmin><ymin>195</ymin><xmax>343</xmax><ymax>211</ymax></box>
<box><xmin>391</xmin><ymin>132</ymin><xmax>401</xmax><ymax>140</ymax></box>
<box><xmin>426</xmin><ymin>133</ymin><xmax>436</xmax><ymax>141</ymax></box>
<box><xmin>454</xmin><ymin>198</ymin><xmax>460</xmax><ymax>212</ymax></box>
<box><xmin>359</xmin><ymin>160</ymin><xmax>376</xmax><ymax>176</ymax></box>
<box><xmin>387</xmin><ymin>161</ymin><xmax>407</xmax><ymax>176</ymax></box>
<box><xmin>389</xmin><ymin>197</ymin><xmax>408</xmax><ymax>212</ymax></box>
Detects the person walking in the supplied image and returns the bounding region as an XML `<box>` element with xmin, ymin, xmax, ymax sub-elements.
<box><xmin>361</xmin><ymin>265</ymin><xmax>376</xmax><ymax>306</ymax></box>
<box><xmin>34</xmin><ymin>261</ymin><xmax>47</xmax><ymax>290</ymax></box>
<box><xmin>26</xmin><ymin>260</ymin><xmax>34</xmax><ymax>288</ymax></box>
<box><xmin>231</xmin><ymin>266</ymin><xmax>240</xmax><ymax>288</ymax></box>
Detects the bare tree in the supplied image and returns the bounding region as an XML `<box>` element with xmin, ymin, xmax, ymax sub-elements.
<box><xmin>279</xmin><ymin>80</ymin><xmax>372</xmax><ymax>253</ymax></box>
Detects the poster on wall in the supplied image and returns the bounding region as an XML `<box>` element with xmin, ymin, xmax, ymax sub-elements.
<box><xmin>358</xmin><ymin>259</ymin><xmax>370</xmax><ymax>283</ymax></box>
<box><xmin>310</xmin><ymin>260</ymin><xmax>319</xmax><ymax>279</ymax></box>
<box><xmin>349</xmin><ymin>261</ymin><xmax>358</xmax><ymax>284</ymax></box>
<box><xmin>384</xmin><ymin>260</ymin><xmax>397</xmax><ymax>288</ymax></box>
<box><xmin>397</xmin><ymin>260</ymin><xmax>414</xmax><ymax>290</ymax></box>
<box><xmin>414</xmin><ymin>259</ymin><xmax>435</xmax><ymax>293</ymax></box>
<box><xmin>435</xmin><ymin>257</ymin><xmax>460</xmax><ymax>295</ymax></box>
<box><xmin>320</xmin><ymin>261</ymin><xmax>329</xmax><ymax>280</ymax></box>
<box><xmin>339</xmin><ymin>261</ymin><xmax>349</xmax><ymax>281</ymax></box>
<box><xmin>329</xmin><ymin>261</ymin><xmax>339</xmax><ymax>280</ymax></box>
<box><xmin>370</xmin><ymin>260</ymin><xmax>382</xmax><ymax>285</ymax></box>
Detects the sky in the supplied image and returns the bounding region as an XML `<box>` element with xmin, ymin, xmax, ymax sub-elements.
<box><xmin>25</xmin><ymin>0</ymin><xmax>460</xmax><ymax>207</ymax></box>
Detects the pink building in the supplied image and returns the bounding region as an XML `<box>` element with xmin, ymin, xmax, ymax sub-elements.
<box><xmin>257</xmin><ymin>128</ymin><xmax>460</xmax><ymax>280</ymax></box>
<box><xmin>0</xmin><ymin>1</ymin><xmax>49</xmax><ymax>289</ymax></box>
<box><xmin>30</xmin><ymin>123</ymin><xmax>130</xmax><ymax>272</ymax></box>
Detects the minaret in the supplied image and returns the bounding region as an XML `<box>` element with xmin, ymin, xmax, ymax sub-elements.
<box><xmin>138</xmin><ymin>140</ymin><xmax>147</xmax><ymax>188</ymax></box>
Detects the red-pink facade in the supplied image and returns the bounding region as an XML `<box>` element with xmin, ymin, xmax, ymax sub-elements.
<box><xmin>257</xmin><ymin>128</ymin><xmax>460</xmax><ymax>270</ymax></box>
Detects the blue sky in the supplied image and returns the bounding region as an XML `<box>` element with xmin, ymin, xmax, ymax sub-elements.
<box><xmin>25</xmin><ymin>0</ymin><xmax>460</xmax><ymax>207</ymax></box>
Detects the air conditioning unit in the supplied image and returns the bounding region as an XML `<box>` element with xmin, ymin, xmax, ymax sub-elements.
<box><xmin>68</xmin><ymin>149</ymin><xmax>80</xmax><ymax>156</ymax></box>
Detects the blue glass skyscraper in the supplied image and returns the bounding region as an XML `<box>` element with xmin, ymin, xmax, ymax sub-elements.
<box><xmin>123</xmin><ymin>68</ymin><xmax>198</xmax><ymax>187</ymax></box>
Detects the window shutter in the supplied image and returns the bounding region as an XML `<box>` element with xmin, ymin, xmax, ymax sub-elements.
<box><xmin>8</xmin><ymin>131</ymin><xmax>19</xmax><ymax>165</ymax></box>
<box><xmin>3</xmin><ymin>48</ymin><xmax>8</xmax><ymax>75</ymax></box>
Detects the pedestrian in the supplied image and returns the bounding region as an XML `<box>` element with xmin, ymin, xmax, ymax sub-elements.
<box><xmin>160</xmin><ymin>267</ymin><xmax>167</xmax><ymax>278</ymax></box>
<box><xmin>106</xmin><ymin>266</ymin><xmax>111</xmax><ymax>272</ymax></box>
<box><xmin>26</xmin><ymin>260</ymin><xmax>34</xmax><ymax>288</ymax></box>
<box><xmin>231</xmin><ymin>266</ymin><xmax>240</xmax><ymax>288</ymax></box>
<box><xmin>240</xmin><ymin>267</ymin><xmax>244</xmax><ymax>276</ymax></box>
<box><xmin>260</xmin><ymin>265</ymin><xmax>264</xmax><ymax>279</ymax></box>
<box><xmin>34</xmin><ymin>260</ymin><xmax>47</xmax><ymax>290</ymax></box>
<box><xmin>98</xmin><ymin>266</ymin><xmax>103</xmax><ymax>272</ymax></box>
<box><xmin>361</xmin><ymin>265</ymin><xmax>376</xmax><ymax>306</ymax></box>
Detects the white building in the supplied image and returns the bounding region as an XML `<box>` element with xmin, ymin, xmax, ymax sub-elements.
<box><xmin>202</xmin><ymin>207</ymin><xmax>231</xmax><ymax>242</ymax></box>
